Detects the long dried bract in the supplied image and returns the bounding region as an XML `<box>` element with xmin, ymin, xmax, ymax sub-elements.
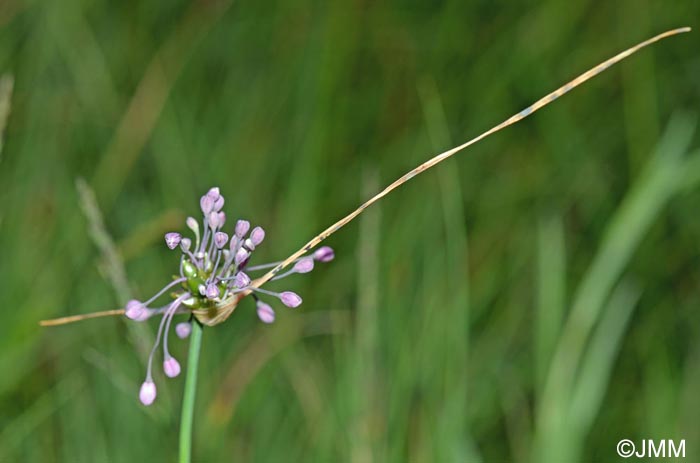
<box><xmin>41</xmin><ymin>27</ymin><xmax>690</xmax><ymax>327</ymax></box>
<box><xmin>40</xmin><ymin>309</ymin><xmax>126</xmax><ymax>326</ymax></box>
<box><xmin>218</xmin><ymin>27</ymin><xmax>689</xmax><ymax>310</ymax></box>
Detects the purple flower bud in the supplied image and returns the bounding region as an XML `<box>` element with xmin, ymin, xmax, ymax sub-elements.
<box><xmin>205</xmin><ymin>283</ymin><xmax>220</xmax><ymax>299</ymax></box>
<box><xmin>313</xmin><ymin>246</ymin><xmax>335</xmax><ymax>262</ymax></box>
<box><xmin>294</xmin><ymin>257</ymin><xmax>314</xmax><ymax>274</ymax></box>
<box><xmin>234</xmin><ymin>272</ymin><xmax>250</xmax><ymax>288</ymax></box>
<box><xmin>180</xmin><ymin>237</ymin><xmax>192</xmax><ymax>252</ymax></box>
<box><xmin>206</xmin><ymin>187</ymin><xmax>221</xmax><ymax>200</ymax></box>
<box><xmin>250</xmin><ymin>226</ymin><xmax>265</xmax><ymax>246</ymax></box>
<box><xmin>214</xmin><ymin>232</ymin><xmax>229</xmax><ymax>249</ymax></box>
<box><xmin>125</xmin><ymin>300</ymin><xmax>148</xmax><ymax>321</ymax></box>
<box><xmin>139</xmin><ymin>380</ymin><xmax>157</xmax><ymax>406</ymax></box>
<box><xmin>164</xmin><ymin>232</ymin><xmax>181</xmax><ymax>250</ymax></box>
<box><xmin>235</xmin><ymin>248</ymin><xmax>249</xmax><ymax>265</ymax></box>
<box><xmin>213</xmin><ymin>195</ymin><xmax>225</xmax><ymax>211</ymax></box>
<box><xmin>163</xmin><ymin>356</ymin><xmax>181</xmax><ymax>378</ymax></box>
<box><xmin>256</xmin><ymin>301</ymin><xmax>275</xmax><ymax>323</ymax></box>
<box><xmin>200</xmin><ymin>195</ymin><xmax>214</xmax><ymax>215</ymax></box>
<box><xmin>208</xmin><ymin>211</ymin><xmax>221</xmax><ymax>229</ymax></box>
<box><xmin>217</xmin><ymin>212</ymin><xmax>226</xmax><ymax>227</ymax></box>
<box><xmin>280</xmin><ymin>291</ymin><xmax>302</xmax><ymax>308</ymax></box>
<box><xmin>235</xmin><ymin>220</ymin><xmax>250</xmax><ymax>238</ymax></box>
<box><xmin>175</xmin><ymin>322</ymin><xmax>192</xmax><ymax>339</ymax></box>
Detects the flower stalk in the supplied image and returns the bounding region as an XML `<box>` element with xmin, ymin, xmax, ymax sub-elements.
<box><xmin>179</xmin><ymin>319</ymin><xmax>203</xmax><ymax>463</ymax></box>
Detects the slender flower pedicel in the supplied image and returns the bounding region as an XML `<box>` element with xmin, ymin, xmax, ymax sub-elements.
<box><xmin>118</xmin><ymin>187</ymin><xmax>334</xmax><ymax>406</ymax></box>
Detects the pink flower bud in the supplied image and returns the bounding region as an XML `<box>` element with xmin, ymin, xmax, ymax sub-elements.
<box><xmin>280</xmin><ymin>291</ymin><xmax>302</xmax><ymax>308</ymax></box>
<box><xmin>125</xmin><ymin>300</ymin><xmax>148</xmax><ymax>321</ymax></box>
<box><xmin>200</xmin><ymin>195</ymin><xmax>214</xmax><ymax>215</ymax></box>
<box><xmin>205</xmin><ymin>283</ymin><xmax>220</xmax><ymax>299</ymax></box>
<box><xmin>175</xmin><ymin>322</ymin><xmax>192</xmax><ymax>339</ymax></box>
<box><xmin>250</xmin><ymin>226</ymin><xmax>265</xmax><ymax>246</ymax></box>
<box><xmin>234</xmin><ymin>272</ymin><xmax>250</xmax><ymax>288</ymax></box>
<box><xmin>208</xmin><ymin>211</ymin><xmax>221</xmax><ymax>229</ymax></box>
<box><xmin>214</xmin><ymin>232</ymin><xmax>229</xmax><ymax>249</ymax></box>
<box><xmin>163</xmin><ymin>356</ymin><xmax>181</xmax><ymax>378</ymax></box>
<box><xmin>235</xmin><ymin>248</ymin><xmax>250</xmax><ymax>265</ymax></box>
<box><xmin>313</xmin><ymin>246</ymin><xmax>335</xmax><ymax>262</ymax></box>
<box><xmin>164</xmin><ymin>232</ymin><xmax>181</xmax><ymax>250</ymax></box>
<box><xmin>213</xmin><ymin>195</ymin><xmax>224</xmax><ymax>211</ymax></box>
<box><xmin>235</xmin><ymin>220</ymin><xmax>250</xmax><ymax>238</ymax></box>
<box><xmin>256</xmin><ymin>301</ymin><xmax>275</xmax><ymax>323</ymax></box>
<box><xmin>139</xmin><ymin>380</ymin><xmax>157</xmax><ymax>406</ymax></box>
<box><xmin>206</xmin><ymin>187</ymin><xmax>221</xmax><ymax>200</ymax></box>
<box><xmin>294</xmin><ymin>257</ymin><xmax>314</xmax><ymax>274</ymax></box>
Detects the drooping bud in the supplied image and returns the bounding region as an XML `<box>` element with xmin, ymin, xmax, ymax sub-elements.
<box><xmin>175</xmin><ymin>322</ymin><xmax>192</xmax><ymax>339</ymax></box>
<box><xmin>313</xmin><ymin>246</ymin><xmax>335</xmax><ymax>262</ymax></box>
<box><xmin>214</xmin><ymin>232</ymin><xmax>229</xmax><ymax>249</ymax></box>
<box><xmin>139</xmin><ymin>380</ymin><xmax>157</xmax><ymax>406</ymax></box>
<box><xmin>250</xmin><ymin>226</ymin><xmax>265</xmax><ymax>246</ymax></box>
<box><xmin>294</xmin><ymin>257</ymin><xmax>314</xmax><ymax>274</ymax></box>
<box><xmin>256</xmin><ymin>301</ymin><xmax>275</xmax><ymax>323</ymax></box>
<box><xmin>125</xmin><ymin>300</ymin><xmax>148</xmax><ymax>321</ymax></box>
<box><xmin>164</xmin><ymin>232</ymin><xmax>181</xmax><ymax>250</ymax></box>
<box><xmin>163</xmin><ymin>356</ymin><xmax>181</xmax><ymax>378</ymax></box>
<box><xmin>235</xmin><ymin>220</ymin><xmax>250</xmax><ymax>238</ymax></box>
<box><xmin>280</xmin><ymin>291</ymin><xmax>302</xmax><ymax>308</ymax></box>
<box><xmin>234</xmin><ymin>272</ymin><xmax>250</xmax><ymax>288</ymax></box>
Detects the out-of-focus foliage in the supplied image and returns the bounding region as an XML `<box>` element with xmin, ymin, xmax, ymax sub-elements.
<box><xmin>0</xmin><ymin>1</ymin><xmax>699</xmax><ymax>462</ymax></box>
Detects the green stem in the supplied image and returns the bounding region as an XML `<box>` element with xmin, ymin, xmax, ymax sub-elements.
<box><xmin>179</xmin><ymin>320</ymin><xmax>203</xmax><ymax>463</ymax></box>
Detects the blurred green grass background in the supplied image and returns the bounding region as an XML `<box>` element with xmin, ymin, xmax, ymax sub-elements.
<box><xmin>1</xmin><ymin>1</ymin><xmax>700</xmax><ymax>462</ymax></box>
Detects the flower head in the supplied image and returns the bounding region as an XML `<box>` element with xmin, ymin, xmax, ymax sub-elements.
<box><xmin>122</xmin><ymin>187</ymin><xmax>334</xmax><ymax>405</ymax></box>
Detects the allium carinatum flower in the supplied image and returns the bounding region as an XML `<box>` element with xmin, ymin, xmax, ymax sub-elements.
<box><xmin>127</xmin><ymin>187</ymin><xmax>333</xmax><ymax>405</ymax></box>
